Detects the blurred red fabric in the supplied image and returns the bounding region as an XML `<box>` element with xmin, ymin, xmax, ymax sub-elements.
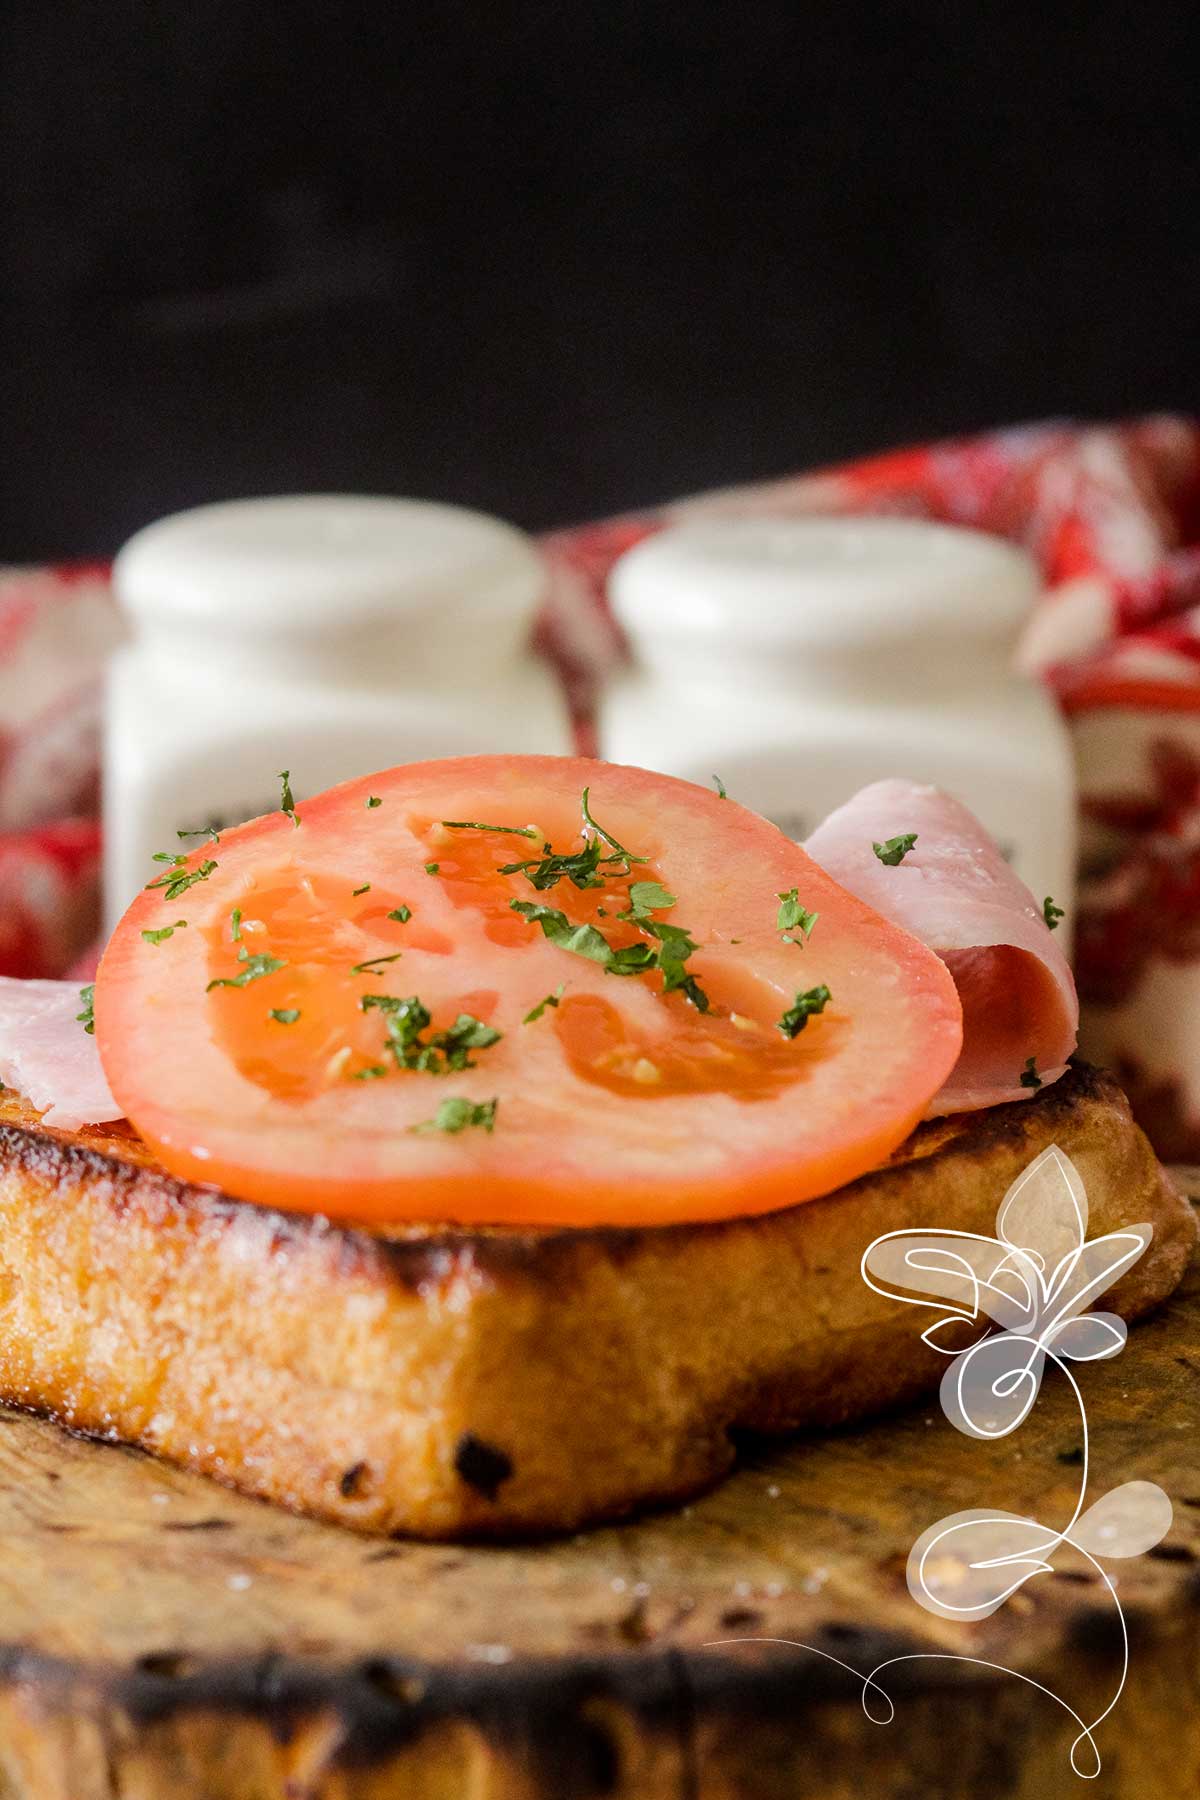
<box><xmin>10</xmin><ymin>416</ymin><xmax>1200</xmax><ymax>1154</ymax></box>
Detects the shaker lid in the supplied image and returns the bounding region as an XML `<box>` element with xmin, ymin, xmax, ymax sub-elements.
<box><xmin>113</xmin><ymin>495</ymin><xmax>544</xmax><ymax>635</ymax></box>
<box><xmin>609</xmin><ymin>516</ymin><xmax>1039</xmax><ymax>651</ymax></box>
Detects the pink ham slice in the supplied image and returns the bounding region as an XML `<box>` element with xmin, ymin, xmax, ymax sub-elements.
<box><xmin>0</xmin><ymin>977</ymin><xmax>122</xmax><ymax>1129</ymax></box>
<box><xmin>805</xmin><ymin>780</ymin><xmax>1078</xmax><ymax>1117</ymax></box>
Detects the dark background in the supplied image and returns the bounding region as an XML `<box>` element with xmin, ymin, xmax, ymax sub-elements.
<box><xmin>3</xmin><ymin>2</ymin><xmax>1198</xmax><ymax>561</ymax></box>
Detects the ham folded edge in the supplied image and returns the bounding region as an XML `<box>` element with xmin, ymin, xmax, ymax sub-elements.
<box><xmin>805</xmin><ymin>779</ymin><xmax>1078</xmax><ymax>1117</ymax></box>
<box><xmin>0</xmin><ymin>978</ymin><xmax>121</xmax><ymax>1130</ymax></box>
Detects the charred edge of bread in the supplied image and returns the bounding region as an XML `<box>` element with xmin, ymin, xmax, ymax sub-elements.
<box><xmin>0</xmin><ymin>1058</ymin><xmax>1177</xmax><ymax>1285</ymax></box>
<box><xmin>0</xmin><ymin>1062</ymin><xmax>1191</xmax><ymax>1540</ymax></box>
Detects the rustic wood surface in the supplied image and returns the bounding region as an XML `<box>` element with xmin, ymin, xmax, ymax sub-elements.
<box><xmin>0</xmin><ymin>1198</ymin><xmax>1198</xmax><ymax>1800</ymax></box>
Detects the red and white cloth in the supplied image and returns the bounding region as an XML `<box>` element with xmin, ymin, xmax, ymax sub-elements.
<box><xmin>7</xmin><ymin>416</ymin><xmax>1200</xmax><ymax>1154</ymax></box>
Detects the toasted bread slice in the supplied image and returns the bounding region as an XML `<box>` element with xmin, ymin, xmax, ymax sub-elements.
<box><xmin>0</xmin><ymin>1063</ymin><xmax>1190</xmax><ymax>1539</ymax></box>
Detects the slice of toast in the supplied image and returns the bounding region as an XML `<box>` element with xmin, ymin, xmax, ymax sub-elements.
<box><xmin>0</xmin><ymin>1064</ymin><xmax>1191</xmax><ymax>1539</ymax></box>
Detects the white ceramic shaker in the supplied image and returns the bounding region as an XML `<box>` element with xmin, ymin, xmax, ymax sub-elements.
<box><xmin>105</xmin><ymin>494</ymin><xmax>571</xmax><ymax>924</ymax></box>
<box><xmin>599</xmin><ymin>515</ymin><xmax>1076</xmax><ymax>925</ymax></box>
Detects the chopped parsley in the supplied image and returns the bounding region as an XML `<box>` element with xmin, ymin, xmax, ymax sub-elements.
<box><xmin>351</xmin><ymin>952</ymin><xmax>404</xmax><ymax>976</ymax></box>
<box><xmin>360</xmin><ymin>994</ymin><xmax>501</xmax><ymax>1075</ymax></box>
<box><xmin>499</xmin><ymin>839</ymin><xmax>606</xmax><ymax>891</ymax></box>
<box><xmin>387</xmin><ymin>906</ymin><xmax>412</xmax><ymax>924</ymax></box>
<box><xmin>713</xmin><ymin>774</ymin><xmax>727</xmax><ymax>799</ymax></box>
<box><xmin>1043</xmin><ymin>896</ymin><xmax>1064</xmax><ymax>931</ymax></box>
<box><xmin>76</xmin><ymin>985</ymin><xmax>95</xmax><ymax>1035</ymax></box>
<box><xmin>1020</xmin><ymin>1056</ymin><xmax>1043</xmax><ymax>1090</ymax></box>
<box><xmin>145</xmin><ymin>857</ymin><xmax>218</xmax><ymax>902</ymax></box>
<box><xmin>509</xmin><ymin>900</ymin><xmax>710</xmax><ymax>1010</ymax></box>
<box><xmin>413</xmin><ymin>1096</ymin><xmax>498</xmax><ymax>1135</ymax></box>
<box><xmin>365</xmin><ymin>795</ymin><xmax>382</xmax><ymax>809</ymax></box>
<box><xmin>352</xmin><ymin>884</ymin><xmax>371</xmax><ymax>897</ymax></box>
<box><xmin>206</xmin><ymin>949</ymin><xmax>286</xmax><ymax>992</ymax></box>
<box><xmin>619</xmin><ymin>881</ymin><xmax>676</xmax><ymax>921</ymax></box>
<box><xmin>498</xmin><ymin>790</ymin><xmax>710</xmax><ymax>1008</ymax></box>
<box><xmin>425</xmin><ymin>862</ymin><xmax>440</xmax><ymax>875</ymax></box>
<box><xmin>523</xmin><ymin>984</ymin><xmax>565</xmax><ymax>1024</ymax></box>
<box><xmin>441</xmin><ymin>820</ymin><xmax>539</xmax><ymax>838</ymax></box>
<box><xmin>177</xmin><ymin>824</ymin><xmax>220</xmax><ymax>844</ymax></box>
<box><xmin>581</xmin><ymin>787</ymin><xmax>648</xmax><ymax>868</ymax></box>
<box><xmin>278</xmin><ymin>770</ymin><xmax>300</xmax><ymax>828</ymax></box>
<box><xmin>498</xmin><ymin>790</ymin><xmax>649</xmax><ymax>893</ymax></box>
<box><xmin>872</xmin><ymin>834</ymin><xmax>918</xmax><ymax>866</ymax></box>
<box><xmin>778</xmin><ymin>984</ymin><xmax>832</xmax><ymax>1038</ymax></box>
<box><xmin>269</xmin><ymin>1008</ymin><xmax>301</xmax><ymax>1024</ymax></box>
<box><xmin>776</xmin><ymin>889</ymin><xmax>818</xmax><ymax>942</ymax></box>
<box><xmin>510</xmin><ymin>901</ymin><xmax>614</xmax><ymax>966</ymax></box>
<box><xmin>500</xmin><ymin>789</ymin><xmax>657</xmax><ymax>896</ymax></box>
<box><xmin>230</xmin><ymin>907</ymin><xmax>243</xmax><ymax>943</ymax></box>
<box><xmin>141</xmin><ymin>921</ymin><xmax>187</xmax><ymax>945</ymax></box>
<box><xmin>647</xmin><ymin>920</ymin><xmax>710</xmax><ymax>1011</ymax></box>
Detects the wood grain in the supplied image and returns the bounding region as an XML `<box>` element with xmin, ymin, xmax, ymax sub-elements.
<box><xmin>0</xmin><ymin>1199</ymin><xmax>1197</xmax><ymax>1797</ymax></box>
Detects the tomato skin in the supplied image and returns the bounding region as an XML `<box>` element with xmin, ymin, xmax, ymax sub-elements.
<box><xmin>96</xmin><ymin>757</ymin><xmax>963</xmax><ymax>1227</ymax></box>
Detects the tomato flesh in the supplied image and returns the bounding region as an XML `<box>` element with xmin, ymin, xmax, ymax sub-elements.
<box><xmin>96</xmin><ymin>757</ymin><xmax>963</xmax><ymax>1226</ymax></box>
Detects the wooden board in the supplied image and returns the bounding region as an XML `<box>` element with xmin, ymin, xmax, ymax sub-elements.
<box><xmin>0</xmin><ymin>1204</ymin><xmax>1198</xmax><ymax>1799</ymax></box>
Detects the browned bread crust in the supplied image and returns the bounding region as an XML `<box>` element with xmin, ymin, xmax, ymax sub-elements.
<box><xmin>0</xmin><ymin>1063</ymin><xmax>1190</xmax><ymax>1539</ymax></box>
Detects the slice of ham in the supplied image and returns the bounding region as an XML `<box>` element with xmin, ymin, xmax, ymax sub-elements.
<box><xmin>805</xmin><ymin>780</ymin><xmax>1078</xmax><ymax>1116</ymax></box>
<box><xmin>0</xmin><ymin>977</ymin><xmax>122</xmax><ymax>1129</ymax></box>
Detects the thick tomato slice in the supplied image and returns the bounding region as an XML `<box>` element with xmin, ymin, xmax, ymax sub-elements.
<box><xmin>96</xmin><ymin>757</ymin><xmax>962</xmax><ymax>1226</ymax></box>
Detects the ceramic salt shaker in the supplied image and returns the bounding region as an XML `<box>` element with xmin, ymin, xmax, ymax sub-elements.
<box><xmin>105</xmin><ymin>494</ymin><xmax>570</xmax><ymax>923</ymax></box>
<box><xmin>598</xmin><ymin>515</ymin><xmax>1076</xmax><ymax>929</ymax></box>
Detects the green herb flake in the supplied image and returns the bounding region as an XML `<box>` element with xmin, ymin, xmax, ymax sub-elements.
<box><xmin>713</xmin><ymin>774</ymin><xmax>727</xmax><ymax>799</ymax></box>
<box><xmin>177</xmin><ymin>824</ymin><xmax>220</xmax><ymax>844</ymax></box>
<box><xmin>269</xmin><ymin>1008</ymin><xmax>301</xmax><ymax>1024</ymax></box>
<box><xmin>1020</xmin><ymin>1056</ymin><xmax>1043</xmax><ymax>1090</ymax></box>
<box><xmin>206</xmin><ymin>950</ymin><xmax>287</xmax><ymax>992</ymax></box>
<box><xmin>647</xmin><ymin>920</ymin><xmax>710</xmax><ymax>1012</ymax></box>
<box><xmin>523</xmin><ymin>984</ymin><xmax>565</xmax><ymax>1024</ymax></box>
<box><xmin>151</xmin><ymin>850</ymin><xmax>187</xmax><ymax>865</ymax></box>
<box><xmin>580</xmin><ymin>787</ymin><xmax>647</xmax><ymax>866</ymax></box>
<box><xmin>76</xmin><ymin>985</ymin><xmax>95</xmax><ymax>1035</ymax></box>
<box><xmin>413</xmin><ymin>1096</ymin><xmax>498</xmax><ymax>1136</ymax></box>
<box><xmin>776</xmin><ymin>888</ymin><xmax>819</xmax><ymax>942</ymax></box>
<box><xmin>352</xmin><ymin>884</ymin><xmax>371</xmax><ymax>897</ymax></box>
<box><xmin>424</xmin><ymin>862</ymin><xmax>440</xmax><ymax>876</ymax></box>
<box><xmin>872</xmin><ymin>833</ymin><xmax>918</xmax><ymax>867</ymax></box>
<box><xmin>359</xmin><ymin>994</ymin><xmax>502</xmax><ymax>1075</ymax></box>
<box><xmin>141</xmin><ymin>920</ymin><xmax>187</xmax><ymax>946</ymax></box>
<box><xmin>278</xmin><ymin>769</ymin><xmax>300</xmax><ymax>828</ymax></box>
<box><xmin>145</xmin><ymin>857</ymin><xmax>218</xmax><ymax>902</ymax></box>
<box><xmin>778</xmin><ymin>984</ymin><xmax>832</xmax><ymax>1039</ymax></box>
<box><xmin>510</xmin><ymin>900</ymin><xmax>616</xmax><ymax>966</ymax></box>
<box><xmin>351</xmin><ymin>952</ymin><xmax>404</xmax><ymax>976</ymax></box>
<box><xmin>365</xmin><ymin>796</ymin><xmax>382</xmax><ymax>809</ymax></box>
<box><xmin>1043</xmin><ymin>896</ymin><xmax>1065</xmax><ymax>931</ymax></box>
<box><xmin>499</xmin><ymin>840</ymin><xmax>605</xmax><ymax>891</ymax></box>
<box><xmin>619</xmin><ymin>880</ymin><xmax>676</xmax><ymax>921</ymax></box>
<box><xmin>387</xmin><ymin>906</ymin><xmax>412</xmax><ymax>924</ymax></box>
<box><xmin>441</xmin><ymin>820</ymin><xmax>539</xmax><ymax>838</ymax></box>
<box><xmin>353</xmin><ymin>1063</ymin><xmax>390</xmax><ymax>1081</ymax></box>
<box><xmin>509</xmin><ymin>900</ymin><xmax>710</xmax><ymax>1011</ymax></box>
<box><xmin>230</xmin><ymin>907</ymin><xmax>243</xmax><ymax>943</ymax></box>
